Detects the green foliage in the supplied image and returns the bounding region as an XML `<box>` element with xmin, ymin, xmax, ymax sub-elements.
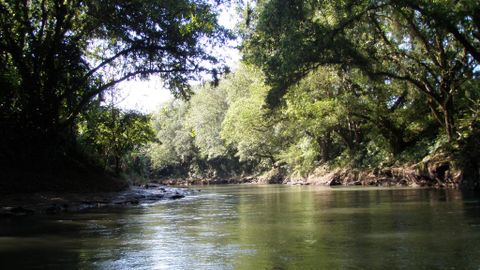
<box><xmin>143</xmin><ymin>1</ymin><xmax>480</xmax><ymax>182</ymax></box>
<box><xmin>78</xmin><ymin>104</ymin><xmax>155</xmax><ymax>174</ymax></box>
<box><xmin>147</xmin><ymin>61</ymin><xmax>446</xmax><ymax>178</ymax></box>
<box><xmin>146</xmin><ymin>64</ymin><xmax>285</xmax><ymax>178</ymax></box>
<box><xmin>0</xmin><ymin>0</ymin><xmax>230</xmax><ymax>168</ymax></box>
<box><xmin>3</xmin><ymin>0</ymin><xmax>476</xmax><ymax>185</ymax></box>
<box><xmin>244</xmin><ymin>0</ymin><xmax>479</xmax><ymax>142</ymax></box>
<box><xmin>278</xmin><ymin>137</ymin><xmax>319</xmax><ymax>176</ymax></box>
<box><xmin>148</xmin><ymin>101</ymin><xmax>196</xmax><ymax>171</ymax></box>
<box><xmin>146</xmin><ymin>97</ymin><xmax>248</xmax><ymax>179</ymax></box>
<box><xmin>220</xmin><ymin>65</ymin><xmax>284</xmax><ymax>167</ymax></box>
<box><xmin>187</xmin><ymin>84</ymin><xmax>229</xmax><ymax>159</ymax></box>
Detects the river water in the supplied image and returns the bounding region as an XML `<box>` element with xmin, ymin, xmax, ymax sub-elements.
<box><xmin>1</xmin><ymin>185</ymin><xmax>480</xmax><ymax>269</ymax></box>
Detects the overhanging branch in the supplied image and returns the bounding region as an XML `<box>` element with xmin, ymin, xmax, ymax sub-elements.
<box><xmin>61</xmin><ymin>66</ymin><xmax>196</xmax><ymax>128</ymax></box>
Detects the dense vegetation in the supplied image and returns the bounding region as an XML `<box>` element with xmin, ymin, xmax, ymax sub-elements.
<box><xmin>147</xmin><ymin>0</ymin><xmax>480</xmax><ymax>187</ymax></box>
<box><xmin>0</xmin><ymin>0</ymin><xmax>229</xmax><ymax>191</ymax></box>
<box><xmin>1</xmin><ymin>0</ymin><xmax>479</xmax><ymax>191</ymax></box>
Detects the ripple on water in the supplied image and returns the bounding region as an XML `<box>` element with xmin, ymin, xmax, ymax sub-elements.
<box><xmin>1</xmin><ymin>186</ymin><xmax>480</xmax><ymax>270</ymax></box>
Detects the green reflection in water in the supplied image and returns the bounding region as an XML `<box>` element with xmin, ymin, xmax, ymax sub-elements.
<box><xmin>1</xmin><ymin>186</ymin><xmax>479</xmax><ymax>269</ymax></box>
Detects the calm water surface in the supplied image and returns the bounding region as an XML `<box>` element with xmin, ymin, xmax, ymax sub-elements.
<box><xmin>1</xmin><ymin>185</ymin><xmax>480</xmax><ymax>269</ymax></box>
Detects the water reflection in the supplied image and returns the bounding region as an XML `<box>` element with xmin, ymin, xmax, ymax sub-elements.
<box><xmin>1</xmin><ymin>186</ymin><xmax>479</xmax><ymax>269</ymax></box>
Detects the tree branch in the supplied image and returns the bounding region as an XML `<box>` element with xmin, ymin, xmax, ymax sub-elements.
<box><xmin>61</xmin><ymin>66</ymin><xmax>195</xmax><ymax>128</ymax></box>
<box><xmin>83</xmin><ymin>44</ymin><xmax>170</xmax><ymax>80</ymax></box>
<box><xmin>373</xmin><ymin>70</ymin><xmax>440</xmax><ymax>104</ymax></box>
<box><xmin>401</xmin><ymin>2</ymin><xmax>480</xmax><ymax>63</ymax></box>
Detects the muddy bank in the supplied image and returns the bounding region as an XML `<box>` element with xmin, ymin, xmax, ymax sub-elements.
<box><xmin>0</xmin><ymin>184</ymin><xmax>195</xmax><ymax>217</ymax></box>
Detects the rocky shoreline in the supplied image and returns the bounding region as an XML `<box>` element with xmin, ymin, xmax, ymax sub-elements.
<box><xmin>0</xmin><ymin>183</ymin><xmax>195</xmax><ymax>217</ymax></box>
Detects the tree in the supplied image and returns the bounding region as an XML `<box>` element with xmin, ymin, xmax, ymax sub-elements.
<box><xmin>221</xmin><ymin>64</ymin><xmax>284</xmax><ymax>167</ymax></box>
<box><xmin>390</xmin><ymin>0</ymin><xmax>480</xmax><ymax>64</ymax></box>
<box><xmin>0</xmin><ymin>0</ymin><xmax>230</xmax><ymax>166</ymax></box>
<box><xmin>78</xmin><ymin>105</ymin><xmax>155</xmax><ymax>174</ymax></box>
<box><xmin>278</xmin><ymin>66</ymin><xmax>433</xmax><ymax>170</ymax></box>
<box><xmin>148</xmin><ymin>101</ymin><xmax>197</xmax><ymax>173</ymax></box>
<box><xmin>187</xmin><ymin>83</ymin><xmax>229</xmax><ymax>159</ymax></box>
<box><xmin>244</xmin><ymin>0</ymin><xmax>478</xmax><ymax>141</ymax></box>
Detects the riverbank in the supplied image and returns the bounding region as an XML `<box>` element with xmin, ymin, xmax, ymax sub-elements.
<box><xmin>285</xmin><ymin>165</ymin><xmax>459</xmax><ymax>188</ymax></box>
<box><xmin>0</xmin><ymin>184</ymin><xmax>194</xmax><ymax>217</ymax></box>
<box><xmin>157</xmin><ymin>155</ymin><xmax>471</xmax><ymax>189</ymax></box>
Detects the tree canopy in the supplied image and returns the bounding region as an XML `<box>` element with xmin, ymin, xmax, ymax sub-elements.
<box><xmin>146</xmin><ymin>0</ymin><xmax>480</xmax><ymax>187</ymax></box>
<box><xmin>2</xmin><ymin>0</ymin><xmax>480</xmax><ymax>190</ymax></box>
<box><xmin>243</xmin><ymin>0</ymin><xmax>479</xmax><ymax>140</ymax></box>
<box><xmin>0</xmin><ymin>0</ymin><xmax>229</xmax><ymax>165</ymax></box>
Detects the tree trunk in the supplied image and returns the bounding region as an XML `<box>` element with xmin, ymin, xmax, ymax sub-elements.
<box><xmin>427</xmin><ymin>94</ymin><xmax>456</xmax><ymax>142</ymax></box>
<box><xmin>316</xmin><ymin>132</ymin><xmax>332</xmax><ymax>162</ymax></box>
<box><xmin>115</xmin><ymin>156</ymin><xmax>121</xmax><ymax>174</ymax></box>
<box><xmin>442</xmin><ymin>99</ymin><xmax>455</xmax><ymax>142</ymax></box>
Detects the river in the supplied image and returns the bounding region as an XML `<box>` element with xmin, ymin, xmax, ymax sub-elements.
<box><xmin>1</xmin><ymin>185</ymin><xmax>480</xmax><ymax>269</ymax></box>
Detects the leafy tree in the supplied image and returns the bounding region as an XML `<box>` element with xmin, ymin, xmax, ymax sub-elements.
<box><xmin>147</xmin><ymin>95</ymin><xmax>250</xmax><ymax>179</ymax></box>
<box><xmin>78</xmin><ymin>105</ymin><xmax>155</xmax><ymax>174</ymax></box>
<box><xmin>281</xmin><ymin>67</ymin><xmax>362</xmax><ymax>169</ymax></box>
<box><xmin>389</xmin><ymin>0</ymin><xmax>480</xmax><ymax>64</ymax></box>
<box><xmin>0</xmin><ymin>0</ymin><xmax>230</xmax><ymax>166</ymax></box>
<box><xmin>220</xmin><ymin>64</ymin><xmax>284</xmax><ymax>168</ymax></box>
<box><xmin>244</xmin><ymin>0</ymin><xmax>478</xmax><ymax>141</ymax></box>
<box><xmin>148</xmin><ymin>101</ymin><xmax>197</xmax><ymax>173</ymax></box>
<box><xmin>187</xmin><ymin>83</ymin><xmax>229</xmax><ymax>159</ymax></box>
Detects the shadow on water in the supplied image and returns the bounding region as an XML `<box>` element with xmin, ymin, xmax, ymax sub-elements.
<box><xmin>0</xmin><ymin>208</ymin><xmax>143</xmax><ymax>269</ymax></box>
<box><xmin>1</xmin><ymin>186</ymin><xmax>480</xmax><ymax>269</ymax></box>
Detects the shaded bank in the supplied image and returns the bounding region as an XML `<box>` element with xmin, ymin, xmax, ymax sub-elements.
<box><xmin>0</xmin><ymin>184</ymin><xmax>193</xmax><ymax>217</ymax></box>
<box><xmin>0</xmin><ymin>158</ymin><xmax>129</xmax><ymax>194</ymax></box>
